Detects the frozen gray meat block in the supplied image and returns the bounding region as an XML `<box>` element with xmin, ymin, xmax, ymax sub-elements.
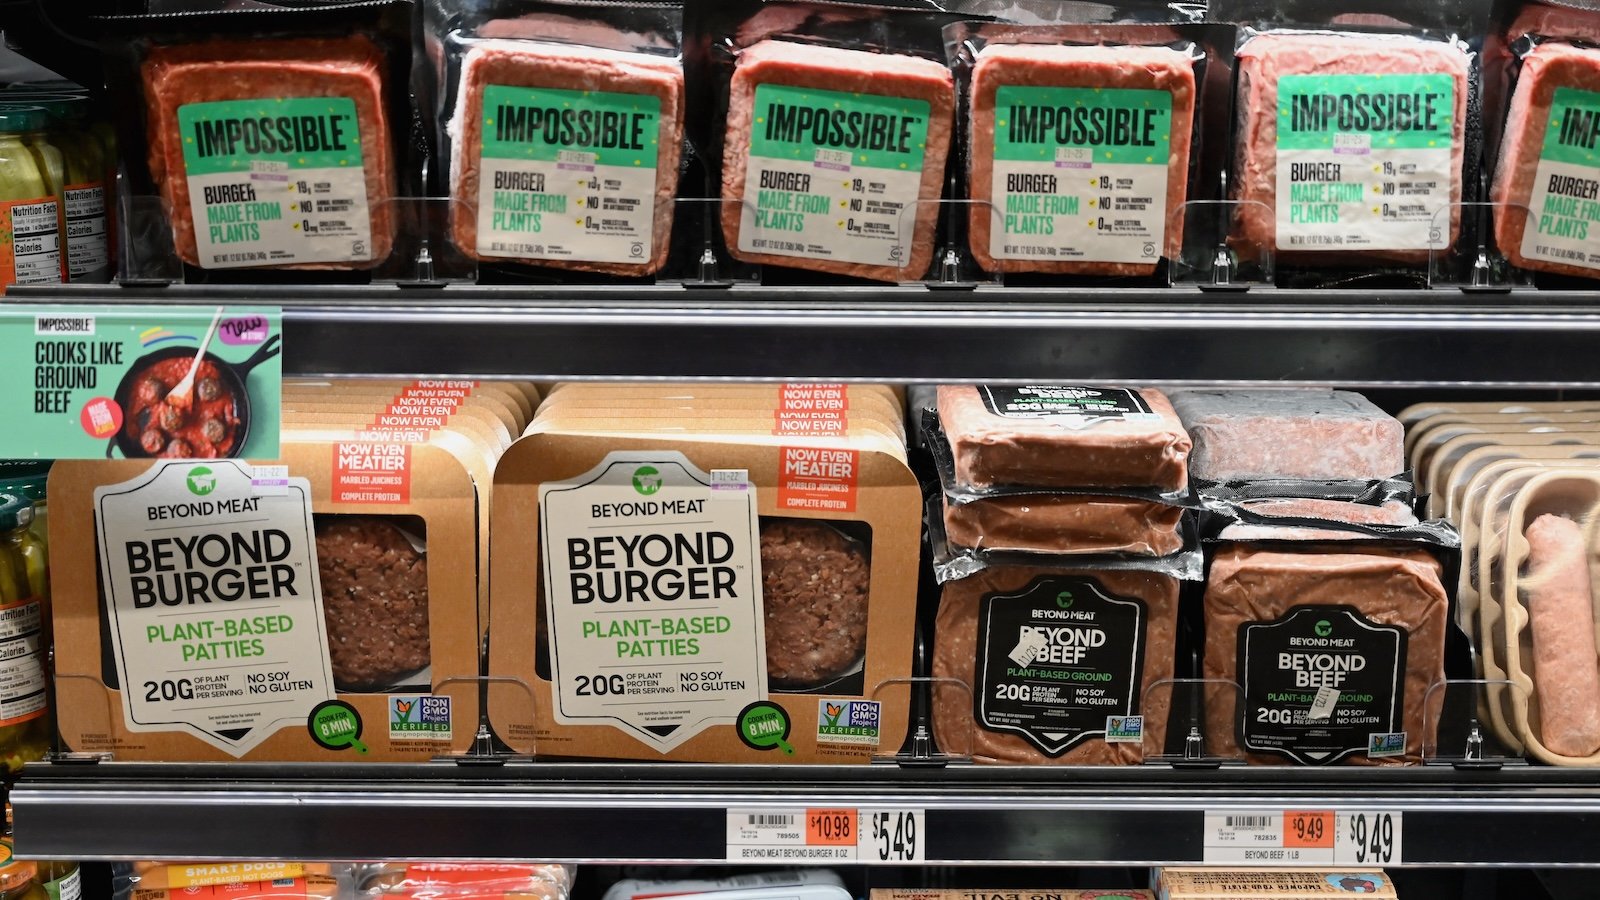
<box><xmin>1168</xmin><ymin>389</ymin><xmax>1403</xmax><ymax>483</ymax></box>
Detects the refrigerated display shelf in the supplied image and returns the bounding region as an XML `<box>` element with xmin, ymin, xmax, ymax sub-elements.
<box><xmin>10</xmin><ymin>761</ymin><xmax>1600</xmax><ymax>866</ymax></box>
<box><xmin>12</xmin><ymin>284</ymin><xmax>1600</xmax><ymax>385</ymax></box>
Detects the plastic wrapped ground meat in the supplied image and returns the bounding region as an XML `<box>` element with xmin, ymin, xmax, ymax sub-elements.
<box><xmin>1168</xmin><ymin>389</ymin><xmax>1403</xmax><ymax>483</ymax></box>
<box><xmin>943</xmin><ymin>494</ymin><xmax>1184</xmax><ymax>556</ymax></box>
<box><xmin>761</xmin><ymin>519</ymin><xmax>869</xmax><ymax>688</ymax></box>
<box><xmin>967</xmin><ymin>42</ymin><xmax>1195</xmax><ymax>275</ymax></box>
<box><xmin>1491</xmin><ymin>42</ymin><xmax>1600</xmax><ymax>279</ymax></box>
<box><xmin>1231</xmin><ymin>32</ymin><xmax>1467</xmax><ymax>263</ymax></box>
<box><xmin>937</xmin><ymin>385</ymin><xmax>1190</xmax><ymax>492</ymax></box>
<box><xmin>1523</xmin><ymin>513</ymin><xmax>1600</xmax><ymax>757</ymax></box>
<box><xmin>932</xmin><ymin>565</ymin><xmax>1178</xmax><ymax>764</ymax></box>
<box><xmin>316</xmin><ymin>517</ymin><xmax>430</xmax><ymax>691</ymax></box>
<box><xmin>142</xmin><ymin>36</ymin><xmax>398</xmax><ymax>269</ymax></box>
<box><xmin>1203</xmin><ymin>545</ymin><xmax>1448</xmax><ymax>765</ymax></box>
<box><xmin>1216</xmin><ymin>497</ymin><xmax>1418</xmax><ymax>542</ymax></box>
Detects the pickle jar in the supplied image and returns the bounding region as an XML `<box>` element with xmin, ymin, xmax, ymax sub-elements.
<box><xmin>0</xmin><ymin>839</ymin><xmax>45</xmax><ymax>900</ymax></box>
<box><xmin>0</xmin><ymin>493</ymin><xmax>50</xmax><ymax>772</ymax></box>
<box><xmin>0</xmin><ymin>94</ymin><xmax>109</xmax><ymax>284</ymax></box>
<box><xmin>0</xmin><ymin>464</ymin><xmax>49</xmax><ymax>568</ymax></box>
<box><xmin>0</xmin><ymin>106</ymin><xmax>64</xmax><ymax>291</ymax></box>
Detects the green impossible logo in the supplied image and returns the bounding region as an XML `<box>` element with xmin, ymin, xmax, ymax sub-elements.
<box><xmin>186</xmin><ymin>466</ymin><xmax>217</xmax><ymax>496</ymax></box>
<box><xmin>632</xmin><ymin>465</ymin><xmax>663</xmax><ymax>496</ymax></box>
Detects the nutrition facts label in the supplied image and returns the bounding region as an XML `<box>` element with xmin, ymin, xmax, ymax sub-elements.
<box><xmin>0</xmin><ymin>597</ymin><xmax>46</xmax><ymax>726</ymax></box>
<box><xmin>739</xmin><ymin>84</ymin><xmax>929</xmax><ymax>270</ymax></box>
<box><xmin>1</xmin><ymin>197</ymin><xmax>62</xmax><ymax>286</ymax></box>
<box><xmin>63</xmin><ymin>181</ymin><xmax>109</xmax><ymax>281</ymax></box>
<box><xmin>1275</xmin><ymin>73</ymin><xmax>1455</xmax><ymax>252</ymax></box>
<box><xmin>475</xmin><ymin>85</ymin><xmax>660</xmax><ymax>265</ymax></box>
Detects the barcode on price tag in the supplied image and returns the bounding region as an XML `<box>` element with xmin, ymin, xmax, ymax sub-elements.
<box><xmin>726</xmin><ymin>808</ymin><xmax>924</xmax><ymax>862</ymax></box>
<box><xmin>1204</xmin><ymin>809</ymin><xmax>1401</xmax><ymax>866</ymax></box>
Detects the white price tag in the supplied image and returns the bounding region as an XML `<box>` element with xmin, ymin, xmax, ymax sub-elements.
<box><xmin>726</xmin><ymin>808</ymin><xmax>924</xmax><ymax>863</ymax></box>
<box><xmin>1204</xmin><ymin>809</ymin><xmax>1401</xmax><ymax>867</ymax></box>
<box><xmin>250</xmin><ymin>464</ymin><xmax>290</xmax><ymax>496</ymax></box>
<box><xmin>1008</xmin><ymin>630</ymin><xmax>1049</xmax><ymax>668</ymax></box>
<box><xmin>1306</xmin><ymin>686</ymin><xmax>1340</xmax><ymax>722</ymax></box>
<box><xmin>859</xmin><ymin>808</ymin><xmax>925</xmax><ymax>863</ymax></box>
<box><xmin>1336</xmin><ymin>810</ymin><xmax>1402</xmax><ymax>866</ymax></box>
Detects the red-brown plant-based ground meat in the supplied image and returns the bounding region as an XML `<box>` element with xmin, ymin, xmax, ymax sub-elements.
<box><xmin>760</xmin><ymin>519</ymin><xmax>869</xmax><ymax>688</ymax></box>
<box><xmin>316</xmin><ymin>517</ymin><xmax>430</xmax><ymax>691</ymax></box>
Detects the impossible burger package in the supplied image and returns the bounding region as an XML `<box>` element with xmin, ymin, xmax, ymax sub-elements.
<box><xmin>97</xmin><ymin>1</ymin><xmax>418</xmax><ymax>280</ymax></box>
<box><xmin>1209</xmin><ymin>0</ymin><xmax>1485</xmax><ymax>283</ymax></box>
<box><xmin>49</xmin><ymin>396</ymin><xmax>496</xmax><ymax>762</ymax></box>
<box><xmin>945</xmin><ymin>19</ymin><xmax>1235</xmax><ymax>282</ymax></box>
<box><xmin>425</xmin><ymin>0</ymin><xmax>687</xmax><ymax>279</ymax></box>
<box><xmin>688</xmin><ymin>0</ymin><xmax>963</xmax><ymax>283</ymax></box>
<box><xmin>487</xmin><ymin>384</ymin><xmax>921</xmax><ymax>762</ymax></box>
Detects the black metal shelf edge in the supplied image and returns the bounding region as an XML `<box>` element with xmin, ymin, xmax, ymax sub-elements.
<box><xmin>12</xmin><ymin>284</ymin><xmax>1600</xmax><ymax>383</ymax></box>
<box><xmin>11</xmin><ymin>762</ymin><xmax>1600</xmax><ymax>865</ymax></box>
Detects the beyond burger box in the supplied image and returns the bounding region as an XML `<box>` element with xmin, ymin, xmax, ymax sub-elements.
<box><xmin>49</xmin><ymin>404</ymin><xmax>489</xmax><ymax>761</ymax></box>
<box><xmin>487</xmin><ymin>384</ymin><xmax>920</xmax><ymax>762</ymax></box>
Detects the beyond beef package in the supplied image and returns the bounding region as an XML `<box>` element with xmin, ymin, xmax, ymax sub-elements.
<box><xmin>927</xmin><ymin>502</ymin><xmax>1203</xmax><ymax>764</ymax></box>
<box><xmin>1207</xmin><ymin>0</ymin><xmax>1486</xmax><ymax>286</ymax></box>
<box><xmin>1197</xmin><ymin>506</ymin><xmax>1463</xmax><ymax>765</ymax></box>
<box><xmin>96</xmin><ymin>1</ymin><xmax>418</xmax><ymax>282</ymax></box>
<box><xmin>424</xmin><ymin>0</ymin><xmax>687</xmax><ymax>280</ymax></box>
<box><xmin>687</xmin><ymin>0</ymin><xmax>966</xmax><ymax>283</ymax></box>
<box><xmin>943</xmin><ymin>20</ymin><xmax>1234</xmax><ymax>284</ymax></box>
<box><xmin>487</xmin><ymin>384</ymin><xmax>921</xmax><ymax>763</ymax></box>
<box><xmin>1487</xmin><ymin>2</ymin><xmax>1600</xmax><ymax>284</ymax></box>
<box><xmin>48</xmin><ymin>423</ymin><xmax>485</xmax><ymax>762</ymax></box>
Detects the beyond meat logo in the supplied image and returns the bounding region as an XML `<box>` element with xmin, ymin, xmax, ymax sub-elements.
<box><xmin>764</xmin><ymin>103</ymin><xmax>920</xmax><ymax>154</ymax></box>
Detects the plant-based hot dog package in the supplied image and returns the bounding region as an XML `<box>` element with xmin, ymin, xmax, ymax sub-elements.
<box><xmin>487</xmin><ymin>385</ymin><xmax>920</xmax><ymax>762</ymax></box>
<box><xmin>1198</xmin><ymin>507</ymin><xmax>1461</xmax><ymax>765</ymax></box>
<box><xmin>1208</xmin><ymin>0</ymin><xmax>1484</xmax><ymax>283</ymax></box>
<box><xmin>688</xmin><ymin>0</ymin><xmax>961</xmax><ymax>283</ymax></box>
<box><xmin>944</xmin><ymin>20</ymin><xmax>1234</xmax><ymax>282</ymax></box>
<box><xmin>96</xmin><ymin>1</ymin><xmax>418</xmax><ymax>281</ymax></box>
<box><xmin>927</xmin><ymin>501</ymin><xmax>1202</xmax><ymax>763</ymax></box>
<box><xmin>49</xmin><ymin>397</ymin><xmax>492</xmax><ymax>762</ymax></box>
<box><xmin>424</xmin><ymin>0</ymin><xmax>686</xmax><ymax>279</ymax></box>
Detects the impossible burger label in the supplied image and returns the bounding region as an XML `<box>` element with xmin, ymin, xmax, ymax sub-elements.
<box><xmin>178</xmin><ymin>97</ymin><xmax>373</xmax><ymax>268</ymax></box>
<box><xmin>1520</xmin><ymin>86</ymin><xmax>1600</xmax><ymax>271</ymax></box>
<box><xmin>739</xmin><ymin>84</ymin><xmax>929</xmax><ymax>269</ymax></box>
<box><xmin>539</xmin><ymin>451</ymin><xmax>765</xmax><ymax>750</ymax></box>
<box><xmin>1275</xmin><ymin>73</ymin><xmax>1455</xmax><ymax>252</ymax></box>
<box><xmin>477</xmin><ymin>85</ymin><xmax>660</xmax><ymax>265</ymax></box>
<box><xmin>990</xmin><ymin>85</ymin><xmax>1172</xmax><ymax>264</ymax></box>
<box><xmin>94</xmin><ymin>461</ymin><xmax>335</xmax><ymax>756</ymax></box>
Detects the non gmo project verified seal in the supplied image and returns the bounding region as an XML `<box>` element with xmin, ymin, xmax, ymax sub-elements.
<box><xmin>389</xmin><ymin>695</ymin><xmax>451</xmax><ymax>740</ymax></box>
<box><xmin>816</xmin><ymin>699</ymin><xmax>880</xmax><ymax>746</ymax></box>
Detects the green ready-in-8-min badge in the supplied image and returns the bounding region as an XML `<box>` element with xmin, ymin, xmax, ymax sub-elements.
<box><xmin>177</xmin><ymin>97</ymin><xmax>373</xmax><ymax>268</ymax></box>
<box><xmin>1274</xmin><ymin>72</ymin><xmax>1455</xmax><ymax>252</ymax></box>
<box><xmin>990</xmin><ymin>85</ymin><xmax>1171</xmax><ymax>264</ymax></box>
<box><xmin>477</xmin><ymin>85</ymin><xmax>661</xmax><ymax>265</ymax></box>
<box><xmin>1522</xmin><ymin>86</ymin><xmax>1600</xmax><ymax>271</ymax></box>
<box><xmin>739</xmin><ymin>84</ymin><xmax>930</xmax><ymax>268</ymax></box>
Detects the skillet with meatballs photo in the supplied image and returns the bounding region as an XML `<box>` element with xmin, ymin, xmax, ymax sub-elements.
<box><xmin>110</xmin><ymin>334</ymin><xmax>281</xmax><ymax>459</ymax></box>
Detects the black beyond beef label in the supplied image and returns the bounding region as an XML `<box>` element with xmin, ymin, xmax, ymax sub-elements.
<box><xmin>1238</xmin><ymin>605</ymin><xmax>1406</xmax><ymax>765</ymax></box>
<box><xmin>978</xmin><ymin>385</ymin><xmax>1154</xmax><ymax>427</ymax></box>
<box><xmin>974</xmin><ymin>575</ymin><xmax>1146</xmax><ymax>756</ymax></box>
